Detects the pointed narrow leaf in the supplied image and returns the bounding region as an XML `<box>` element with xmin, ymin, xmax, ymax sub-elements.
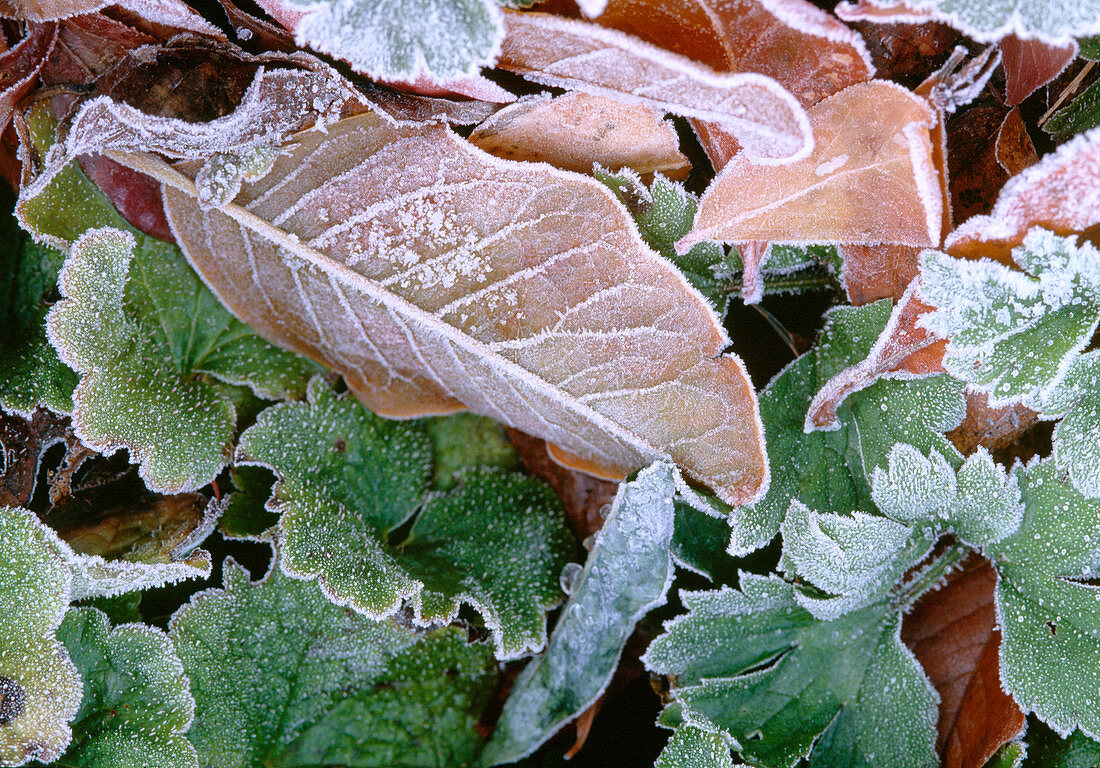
<box><xmin>134</xmin><ymin>107</ymin><xmax>768</xmax><ymax>505</ymax></box>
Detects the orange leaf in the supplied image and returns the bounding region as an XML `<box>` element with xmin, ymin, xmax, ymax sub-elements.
<box><xmin>680</xmin><ymin>80</ymin><xmax>941</xmax><ymax>251</ymax></box>
<box><xmin>468</xmin><ymin>91</ymin><xmax>689</xmax><ymax>178</ymax></box>
<box><xmin>837</xmin><ymin>243</ymin><xmax>923</xmax><ymax>304</ymax></box>
<box><xmin>946</xmin><ymin>126</ymin><xmax>1100</xmax><ymax>262</ymax></box>
<box><xmin>496</xmin><ymin>9</ymin><xmax>812</xmax><ymax>165</ymax></box>
<box><xmin>902</xmin><ymin>555</ymin><xmax>1026</xmax><ymax>768</ymax></box>
<box><xmin>99</xmin><ymin>106</ymin><xmax>770</xmax><ymax>505</ymax></box>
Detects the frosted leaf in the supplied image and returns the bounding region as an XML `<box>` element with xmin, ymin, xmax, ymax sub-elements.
<box><xmin>496</xmin><ymin>9</ymin><xmax>812</xmax><ymax>165</ymax></box>
<box><xmin>170</xmin><ymin>561</ymin><xmax>496</xmax><ymax>768</ymax></box>
<box><xmin>643</xmin><ymin>575</ymin><xmax>938</xmax><ymax>768</ymax></box>
<box><xmin>679</xmin><ymin>80</ymin><xmax>941</xmax><ymax>251</ymax></box>
<box><xmin>871</xmin><ymin>444</ymin><xmax>1025</xmax><ymax>547</ymax></box>
<box><xmin>836</xmin><ymin>0</ymin><xmax>1100</xmax><ymax>45</ymax></box>
<box><xmin>66</xmin><ymin>551</ymin><xmax>212</xmax><ymax>603</ymax></box>
<box><xmin>984</xmin><ymin>459</ymin><xmax>1100</xmax><ymax>738</ymax></box>
<box><xmin>0</xmin><ymin>507</ymin><xmax>82</xmax><ymax>767</ymax></box>
<box><xmin>469</xmin><ymin>92</ymin><xmax>689</xmax><ymax>179</ymax></box>
<box><xmin>781</xmin><ymin>501</ymin><xmax>927</xmax><ymax>619</ymax></box>
<box><xmin>919</xmin><ymin>229</ymin><xmax>1100</xmax><ymax>409</ymax></box>
<box><xmin>51</xmin><ymin>608</ymin><xmax>197</xmax><ymax>768</ymax></box>
<box><xmin>46</xmin><ymin>227</ymin><xmax>318</xmax><ymax>493</ymax></box>
<box><xmin>1001</xmin><ymin>34</ymin><xmax>1076</xmax><ymax>108</ymax></box>
<box><xmin>1035</xmin><ymin>352</ymin><xmax>1100</xmax><ymax>497</ymax></box>
<box><xmin>422</xmin><ymin>412</ymin><xmax>521</xmax><ymax>491</ymax></box>
<box><xmin>732</xmin><ymin>301</ymin><xmax>964</xmax><ymax>556</ymax></box>
<box><xmin>595</xmin><ymin>168</ymin><xmax>727</xmax><ymax>312</ymax></box>
<box><xmin>255</xmin><ymin>0</ymin><xmax>502</xmax><ymax>82</ymax></box>
<box><xmin>482</xmin><ymin>463</ymin><xmax>678</xmax><ymax>765</ymax></box>
<box><xmin>1024</xmin><ymin>722</ymin><xmax>1100</xmax><ymax>766</ymax></box>
<box><xmin>655</xmin><ymin>725</ymin><xmax>734</xmax><ymax>768</ymax></box>
<box><xmin>0</xmin><ymin>0</ymin><xmax>222</xmax><ymax>36</ymax></box>
<box><xmin>131</xmin><ymin>107</ymin><xmax>770</xmax><ymax>506</ymax></box>
<box><xmin>194</xmin><ymin>147</ymin><xmax>281</xmax><ymax>210</ymax></box>
<box><xmin>0</xmin><ymin>21</ymin><xmax>54</xmax><ymax>139</ymax></box>
<box><xmin>945</xmin><ymin>126</ymin><xmax>1100</xmax><ymax>261</ymax></box>
<box><xmin>237</xmin><ymin>378</ymin><xmax>574</xmax><ymax>659</ymax></box>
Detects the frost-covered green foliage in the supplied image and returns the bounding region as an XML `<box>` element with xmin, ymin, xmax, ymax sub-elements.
<box><xmin>237</xmin><ymin>377</ymin><xmax>574</xmax><ymax>659</ymax></box>
<box><xmin>170</xmin><ymin>561</ymin><xmax>497</xmax><ymax>768</ymax></box>
<box><xmin>733</xmin><ymin>301</ymin><xmax>966</xmax><ymax>555</ymax></box>
<box><xmin>483</xmin><ymin>463</ymin><xmax>678</xmax><ymax>765</ymax></box>
<box><xmin>51</xmin><ymin>608</ymin><xmax>197</xmax><ymax>768</ymax></box>
<box><xmin>857</xmin><ymin>0</ymin><xmax>1100</xmax><ymax>42</ymax></box>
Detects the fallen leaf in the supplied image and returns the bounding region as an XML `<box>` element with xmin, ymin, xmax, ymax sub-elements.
<box><xmin>806</xmin><ymin>284</ymin><xmax>946</xmax><ymax>430</ymax></box>
<box><xmin>1000</xmin><ymin>34</ymin><xmax>1076</xmax><ymax>107</ymax></box>
<box><xmin>469</xmin><ymin>91</ymin><xmax>689</xmax><ymax>178</ymax></box>
<box><xmin>0</xmin><ymin>22</ymin><xmax>54</xmax><ymax>136</ymax></box>
<box><xmin>945</xmin><ymin>125</ymin><xmax>1100</xmax><ymax>261</ymax></box>
<box><xmin>835</xmin><ymin>0</ymin><xmax>936</xmax><ymax>25</ymax></box>
<box><xmin>0</xmin><ymin>0</ymin><xmax>222</xmax><ymax>37</ymax></box>
<box><xmin>496</xmin><ymin>9</ymin><xmax>813</xmax><ymax>165</ymax></box>
<box><xmin>579</xmin><ymin>0</ymin><xmax>873</xmax><ymax>169</ymax></box>
<box><xmin>995</xmin><ymin>108</ymin><xmax>1038</xmax><ymax>175</ymax></box>
<box><xmin>130</xmin><ymin>107</ymin><xmax>768</xmax><ymax>505</ymax></box>
<box><xmin>901</xmin><ymin>554</ymin><xmax>1026</xmax><ymax>768</ymax></box>
<box><xmin>0</xmin><ymin>408</ymin><xmax>67</xmax><ymax>508</ymax></box>
<box><xmin>679</xmin><ymin>80</ymin><xmax>941</xmax><ymax>251</ymax></box>
<box><xmin>947</xmin><ymin>390</ymin><xmax>1041</xmax><ymax>456</ymax></box>
<box><xmin>216</xmin><ymin>0</ymin><xmax>297</xmax><ymax>54</ymax></box>
<box><xmin>846</xmin><ymin>15</ymin><xmax>959</xmax><ymax>87</ymax></box>
<box><xmin>838</xmin><ymin>243</ymin><xmax>923</xmax><ymax>304</ymax></box>
<box><xmin>947</xmin><ymin>99</ymin><xmax>1013</xmax><ymax>224</ymax></box>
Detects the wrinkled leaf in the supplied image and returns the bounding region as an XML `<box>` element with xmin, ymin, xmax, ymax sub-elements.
<box><xmin>0</xmin><ymin>0</ymin><xmax>221</xmax><ymax>35</ymax></box>
<box><xmin>238</xmin><ymin>377</ymin><xmax>574</xmax><ymax>659</ymax></box>
<box><xmin>0</xmin><ymin>21</ymin><xmax>55</xmax><ymax>136</ymax></box>
<box><xmin>52</xmin><ymin>607</ymin><xmax>197</xmax><ymax>768</ymax></box>
<box><xmin>0</xmin><ymin>506</ymin><xmax>81</xmax><ymax>767</ymax></box>
<box><xmin>643</xmin><ymin>575</ymin><xmax>939</xmax><ymax>768</ymax></box>
<box><xmin>495</xmin><ymin>9</ymin><xmax>812</xmax><ymax>164</ymax></box>
<box><xmin>680</xmin><ymin>80</ymin><xmax>941</xmax><ymax>251</ymax></box>
<box><xmin>654</xmin><ymin>725</ymin><xmax>734</xmax><ymax>768</ymax></box>
<box><xmin>130</xmin><ymin>106</ymin><xmax>770</xmax><ymax>505</ymax></box>
<box><xmin>482</xmin><ymin>463</ymin><xmax>677</xmax><ymax>765</ymax></box>
<box><xmin>469</xmin><ymin>92</ymin><xmax>689</xmax><ymax>179</ymax></box>
<box><xmin>170</xmin><ymin>561</ymin><xmax>497</xmax><ymax>768</ymax></box>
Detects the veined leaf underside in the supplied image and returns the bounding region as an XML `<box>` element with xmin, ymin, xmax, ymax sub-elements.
<box><xmin>122</xmin><ymin>109</ymin><xmax>767</xmax><ymax>505</ymax></box>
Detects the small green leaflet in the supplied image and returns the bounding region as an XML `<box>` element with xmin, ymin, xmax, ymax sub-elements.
<box><xmin>273</xmin><ymin>0</ymin><xmax>503</xmax><ymax>81</ymax></box>
<box><xmin>50</xmin><ymin>608</ymin><xmax>197</xmax><ymax>768</ymax></box>
<box><xmin>170</xmin><ymin>561</ymin><xmax>497</xmax><ymax>768</ymax></box>
<box><xmin>1024</xmin><ymin>722</ymin><xmax>1100</xmax><ymax>767</ymax></box>
<box><xmin>0</xmin><ymin>183</ymin><xmax>76</xmax><ymax>416</ymax></box>
<box><xmin>985</xmin><ymin>458</ymin><xmax>1100</xmax><ymax>739</ymax></box>
<box><xmin>237</xmin><ymin>377</ymin><xmax>574</xmax><ymax>659</ymax></box>
<box><xmin>482</xmin><ymin>463</ymin><xmax>678</xmax><ymax>766</ymax></box>
<box><xmin>919</xmin><ymin>229</ymin><xmax>1100</xmax><ymax>409</ymax></box>
<box><xmin>595</xmin><ymin>169</ymin><xmax>728</xmax><ymax>312</ymax></box>
<box><xmin>732</xmin><ymin>300</ymin><xmax>965</xmax><ymax>555</ymax></box>
<box><xmin>1044</xmin><ymin>77</ymin><xmax>1100</xmax><ymax>143</ymax></box>
<box><xmin>643</xmin><ymin>574</ymin><xmax>939</xmax><ymax>768</ymax></box>
<box><xmin>0</xmin><ymin>507</ymin><xmax>81</xmax><ymax>767</ymax></box>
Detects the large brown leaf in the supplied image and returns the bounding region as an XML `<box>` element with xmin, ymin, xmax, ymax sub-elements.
<box><xmin>115</xmin><ymin>109</ymin><xmax>767</xmax><ymax>505</ymax></box>
<box><xmin>496</xmin><ymin>9</ymin><xmax>812</xmax><ymax>165</ymax></box>
<box><xmin>679</xmin><ymin>80</ymin><xmax>942</xmax><ymax>250</ymax></box>
<box><xmin>902</xmin><ymin>555</ymin><xmax>1026</xmax><ymax>768</ymax></box>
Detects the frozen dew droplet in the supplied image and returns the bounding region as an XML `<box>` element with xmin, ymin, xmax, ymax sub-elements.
<box><xmin>559</xmin><ymin>562</ymin><xmax>584</xmax><ymax>595</ymax></box>
<box><xmin>0</xmin><ymin>676</ymin><xmax>26</xmax><ymax>725</ymax></box>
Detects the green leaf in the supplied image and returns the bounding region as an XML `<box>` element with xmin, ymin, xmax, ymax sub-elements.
<box><xmin>733</xmin><ymin>301</ymin><xmax>965</xmax><ymax>555</ymax></box>
<box><xmin>654</xmin><ymin>725</ymin><xmax>735</xmax><ymax>768</ymax></box>
<box><xmin>0</xmin><ymin>182</ymin><xmax>77</xmax><ymax>416</ymax></box>
<box><xmin>422</xmin><ymin>412</ymin><xmax>521</xmax><ymax>491</ymax></box>
<box><xmin>46</xmin><ymin>227</ymin><xmax>319</xmax><ymax>493</ymax></box>
<box><xmin>643</xmin><ymin>575</ymin><xmax>938</xmax><ymax>768</ymax></box>
<box><xmin>1025</xmin><ymin>722</ymin><xmax>1100</xmax><ymax>767</ymax></box>
<box><xmin>0</xmin><ymin>507</ymin><xmax>82</xmax><ymax>766</ymax></box>
<box><xmin>985</xmin><ymin>459</ymin><xmax>1100</xmax><ymax>739</ymax></box>
<box><xmin>1080</xmin><ymin>35</ymin><xmax>1100</xmax><ymax>59</ymax></box>
<box><xmin>595</xmin><ymin>169</ymin><xmax>728</xmax><ymax>312</ymax></box>
<box><xmin>482</xmin><ymin>463</ymin><xmax>678</xmax><ymax>765</ymax></box>
<box><xmin>170</xmin><ymin>561</ymin><xmax>496</xmax><ymax>768</ymax></box>
<box><xmin>279</xmin><ymin>0</ymin><xmax>502</xmax><ymax>81</ymax></box>
<box><xmin>671</xmin><ymin>501</ymin><xmax>741</xmax><ymax>585</ymax></box>
<box><xmin>1044</xmin><ymin>78</ymin><xmax>1100</xmax><ymax>143</ymax></box>
<box><xmin>1036</xmin><ymin>350</ymin><xmax>1100</xmax><ymax>497</ymax></box>
<box><xmin>218</xmin><ymin>466</ymin><xmax>279</xmax><ymax>541</ymax></box>
<box><xmin>51</xmin><ymin>608</ymin><xmax>197</xmax><ymax>768</ymax></box>
<box><xmin>238</xmin><ymin>378</ymin><xmax>574</xmax><ymax>658</ymax></box>
<box><xmin>919</xmin><ymin>229</ymin><xmax>1100</xmax><ymax>408</ymax></box>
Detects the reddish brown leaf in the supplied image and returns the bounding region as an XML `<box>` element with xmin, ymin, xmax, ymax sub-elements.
<box><xmin>946</xmin><ymin>99</ymin><xmax>1012</xmax><ymax>224</ymax></box>
<box><xmin>947</xmin><ymin>390</ymin><xmax>1041</xmax><ymax>456</ymax></box>
<box><xmin>0</xmin><ymin>0</ymin><xmax>221</xmax><ymax>37</ymax></box>
<box><xmin>1000</xmin><ymin>33</ymin><xmax>1076</xmax><ymax>107</ymax></box>
<box><xmin>848</xmin><ymin>17</ymin><xmax>959</xmax><ymax>87</ymax></box>
<box><xmin>946</xmin><ymin>126</ymin><xmax>1100</xmax><ymax>261</ymax></box>
<box><xmin>77</xmin><ymin>153</ymin><xmax>172</xmax><ymax>240</ymax></box>
<box><xmin>806</xmin><ymin>284</ymin><xmax>946</xmax><ymax>429</ymax></box>
<box><xmin>506</xmin><ymin>428</ymin><xmax>617</xmax><ymax>542</ymax></box>
<box><xmin>0</xmin><ymin>408</ymin><xmax>68</xmax><ymax>508</ymax></box>
<box><xmin>39</xmin><ymin>12</ymin><xmax>154</xmax><ymax>93</ymax></box>
<box><xmin>496</xmin><ymin>9</ymin><xmax>813</xmax><ymax>165</ymax></box>
<box><xmin>680</xmin><ymin>80</ymin><xmax>941</xmax><ymax>251</ymax></box>
<box><xmin>0</xmin><ymin>21</ymin><xmax>55</xmax><ymax>135</ymax></box>
<box><xmin>469</xmin><ymin>91</ymin><xmax>689</xmax><ymax>178</ymax></box>
<box><xmin>994</xmin><ymin>107</ymin><xmax>1038</xmax><ymax>175</ymax></box>
<box><xmin>835</xmin><ymin>0</ymin><xmax>936</xmax><ymax>25</ymax></box>
<box><xmin>902</xmin><ymin>555</ymin><xmax>1026</xmax><ymax>768</ymax></box>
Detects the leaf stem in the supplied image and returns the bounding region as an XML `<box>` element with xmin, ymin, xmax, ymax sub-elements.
<box><xmin>894</xmin><ymin>542</ymin><xmax>972</xmax><ymax>611</ymax></box>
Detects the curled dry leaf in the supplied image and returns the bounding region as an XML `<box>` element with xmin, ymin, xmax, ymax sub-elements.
<box><xmin>468</xmin><ymin>91</ymin><xmax>689</xmax><ymax>178</ymax></box>
<box><xmin>584</xmin><ymin>0</ymin><xmax>873</xmax><ymax>169</ymax></box>
<box><xmin>946</xmin><ymin>125</ymin><xmax>1100</xmax><ymax>262</ymax></box>
<box><xmin>0</xmin><ymin>22</ymin><xmax>55</xmax><ymax>136</ymax></box>
<box><xmin>496</xmin><ymin>9</ymin><xmax>813</xmax><ymax>165</ymax></box>
<box><xmin>111</xmin><ymin>108</ymin><xmax>768</xmax><ymax>506</ymax></box>
<box><xmin>679</xmin><ymin>80</ymin><xmax>941</xmax><ymax>251</ymax></box>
